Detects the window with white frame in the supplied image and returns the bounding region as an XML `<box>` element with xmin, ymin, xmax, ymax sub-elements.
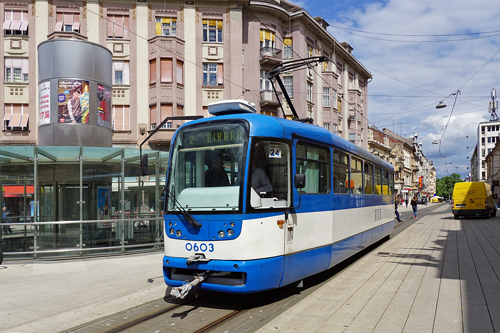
<box><xmin>107</xmin><ymin>14</ymin><xmax>130</xmax><ymax>39</ymax></box>
<box><xmin>203</xmin><ymin>19</ymin><xmax>222</xmax><ymax>42</ymax></box>
<box><xmin>349</xmin><ymin>133</ymin><xmax>355</xmax><ymax>143</ymax></box>
<box><xmin>112</xmin><ymin>61</ymin><xmax>129</xmax><ymax>85</ymax></box>
<box><xmin>155</xmin><ymin>17</ymin><xmax>176</xmax><ymax>36</ymax></box>
<box><xmin>307</xmin><ymin>44</ymin><xmax>313</xmax><ymax>58</ymax></box>
<box><xmin>113</xmin><ymin>105</ymin><xmax>130</xmax><ymax>131</ymax></box>
<box><xmin>260</xmin><ymin>70</ymin><xmax>271</xmax><ymax>92</ymax></box>
<box><xmin>284</xmin><ymin>75</ymin><xmax>293</xmax><ymax>98</ymax></box>
<box><xmin>283</xmin><ymin>37</ymin><xmax>293</xmax><ymax>58</ymax></box>
<box><xmin>55</xmin><ymin>12</ymin><xmax>80</xmax><ymax>32</ymax></box>
<box><xmin>203</xmin><ymin>63</ymin><xmax>223</xmax><ymax>86</ymax></box>
<box><xmin>5</xmin><ymin>58</ymin><xmax>28</xmax><ymax>83</ymax></box>
<box><xmin>332</xmin><ymin>124</ymin><xmax>338</xmax><ymax>133</ymax></box>
<box><xmin>323</xmin><ymin>122</ymin><xmax>330</xmax><ymax>131</ymax></box>
<box><xmin>323</xmin><ymin>87</ymin><xmax>330</xmax><ymax>107</ymax></box>
<box><xmin>3</xmin><ymin>9</ymin><xmax>28</xmax><ymax>35</ymax></box>
<box><xmin>307</xmin><ymin>81</ymin><xmax>313</xmax><ymax>102</ymax></box>
<box><xmin>332</xmin><ymin>89</ymin><xmax>338</xmax><ymax>102</ymax></box>
<box><xmin>260</xmin><ymin>29</ymin><xmax>275</xmax><ymax>49</ymax></box>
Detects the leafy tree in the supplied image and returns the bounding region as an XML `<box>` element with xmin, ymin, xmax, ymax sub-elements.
<box><xmin>436</xmin><ymin>173</ymin><xmax>463</xmax><ymax>200</ymax></box>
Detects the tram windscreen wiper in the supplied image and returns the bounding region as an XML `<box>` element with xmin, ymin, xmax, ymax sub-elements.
<box><xmin>165</xmin><ymin>188</ymin><xmax>202</xmax><ymax>228</ymax></box>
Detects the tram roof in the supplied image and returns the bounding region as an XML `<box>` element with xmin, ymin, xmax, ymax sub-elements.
<box><xmin>183</xmin><ymin>113</ymin><xmax>393</xmax><ymax>171</ymax></box>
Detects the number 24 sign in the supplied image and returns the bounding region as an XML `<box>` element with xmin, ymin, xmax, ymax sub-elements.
<box><xmin>268</xmin><ymin>145</ymin><xmax>281</xmax><ymax>158</ymax></box>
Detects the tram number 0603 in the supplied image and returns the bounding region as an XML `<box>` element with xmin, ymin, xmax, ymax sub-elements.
<box><xmin>185</xmin><ymin>243</ymin><xmax>214</xmax><ymax>252</ymax></box>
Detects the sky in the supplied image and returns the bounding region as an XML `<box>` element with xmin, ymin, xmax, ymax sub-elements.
<box><xmin>286</xmin><ymin>0</ymin><xmax>500</xmax><ymax>179</ymax></box>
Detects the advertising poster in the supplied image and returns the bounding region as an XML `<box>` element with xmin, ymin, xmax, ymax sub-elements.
<box><xmin>39</xmin><ymin>81</ymin><xmax>51</xmax><ymax>125</ymax></box>
<box><xmin>97</xmin><ymin>84</ymin><xmax>111</xmax><ymax>127</ymax></box>
<box><xmin>97</xmin><ymin>187</ymin><xmax>112</xmax><ymax>228</ymax></box>
<box><xmin>57</xmin><ymin>79</ymin><xmax>90</xmax><ymax>124</ymax></box>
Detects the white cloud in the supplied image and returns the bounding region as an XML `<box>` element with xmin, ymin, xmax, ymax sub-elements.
<box><xmin>297</xmin><ymin>0</ymin><xmax>500</xmax><ymax>178</ymax></box>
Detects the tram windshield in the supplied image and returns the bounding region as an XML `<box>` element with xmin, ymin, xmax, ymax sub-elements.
<box><xmin>166</xmin><ymin>121</ymin><xmax>248</xmax><ymax>212</ymax></box>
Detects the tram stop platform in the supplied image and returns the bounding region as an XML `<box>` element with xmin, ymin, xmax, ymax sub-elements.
<box><xmin>1</xmin><ymin>202</ymin><xmax>499</xmax><ymax>332</ymax></box>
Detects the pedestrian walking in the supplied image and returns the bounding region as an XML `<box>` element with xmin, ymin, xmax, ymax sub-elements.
<box><xmin>395</xmin><ymin>196</ymin><xmax>402</xmax><ymax>222</ymax></box>
<box><xmin>405</xmin><ymin>198</ymin><xmax>409</xmax><ymax>208</ymax></box>
<box><xmin>410</xmin><ymin>196</ymin><xmax>418</xmax><ymax>219</ymax></box>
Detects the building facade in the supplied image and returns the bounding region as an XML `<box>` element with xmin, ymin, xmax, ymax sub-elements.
<box><xmin>0</xmin><ymin>0</ymin><xmax>371</xmax><ymax>150</ymax></box>
<box><xmin>473</xmin><ymin>120</ymin><xmax>500</xmax><ymax>181</ymax></box>
<box><xmin>368</xmin><ymin>127</ymin><xmax>435</xmax><ymax>200</ymax></box>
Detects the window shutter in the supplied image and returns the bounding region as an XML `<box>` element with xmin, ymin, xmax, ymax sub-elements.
<box><xmin>123</xmin><ymin>62</ymin><xmax>130</xmax><ymax>85</ymax></box>
<box><xmin>10</xmin><ymin>104</ymin><xmax>22</xmax><ymax>127</ymax></box>
<box><xmin>2</xmin><ymin>10</ymin><xmax>12</xmax><ymax>30</ymax></box>
<box><xmin>160</xmin><ymin>58</ymin><xmax>172</xmax><ymax>83</ymax></box>
<box><xmin>217</xmin><ymin>63</ymin><xmax>223</xmax><ymax>85</ymax></box>
<box><xmin>11</xmin><ymin>10</ymin><xmax>21</xmax><ymax>30</ymax></box>
<box><xmin>155</xmin><ymin>22</ymin><xmax>161</xmax><ymax>35</ymax></box>
<box><xmin>114</xmin><ymin>16</ymin><xmax>124</xmax><ymax>38</ymax></box>
<box><xmin>161</xmin><ymin>104</ymin><xmax>173</xmax><ymax>120</ymax></box>
<box><xmin>150</xmin><ymin>59</ymin><xmax>156</xmax><ymax>84</ymax></box>
<box><xmin>123</xmin><ymin>16</ymin><xmax>129</xmax><ymax>39</ymax></box>
<box><xmin>20</xmin><ymin>105</ymin><xmax>29</xmax><ymax>127</ymax></box>
<box><xmin>150</xmin><ymin>104</ymin><xmax>157</xmax><ymax>126</ymax></box>
<box><xmin>123</xmin><ymin>106</ymin><xmax>130</xmax><ymax>130</ymax></box>
<box><xmin>176</xmin><ymin>60</ymin><xmax>183</xmax><ymax>84</ymax></box>
<box><xmin>107</xmin><ymin>15</ymin><xmax>114</xmax><ymax>37</ymax></box>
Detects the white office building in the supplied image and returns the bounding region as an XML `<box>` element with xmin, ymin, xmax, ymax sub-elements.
<box><xmin>475</xmin><ymin>120</ymin><xmax>500</xmax><ymax>181</ymax></box>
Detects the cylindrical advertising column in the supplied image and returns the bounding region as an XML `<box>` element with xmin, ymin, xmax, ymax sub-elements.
<box><xmin>37</xmin><ymin>39</ymin><xmax>113</xmax><ymax>147</ymax></box>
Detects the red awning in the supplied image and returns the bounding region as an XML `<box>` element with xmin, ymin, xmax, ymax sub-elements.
<box><xmin>2</xmin><ymin>185</ymin><xmax>34</xmax><ymax>197</ymax></box>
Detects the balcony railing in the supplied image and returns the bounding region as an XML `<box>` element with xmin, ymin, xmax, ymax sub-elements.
<box><xmin>260</xmin><ymin>89</ymin><xmax>282</xmax><ymax>106</ymax></box>
<box><xmin>260</xmin><ymin>47</ymin><xmax>282</xmax><ymax>64</ymax></box>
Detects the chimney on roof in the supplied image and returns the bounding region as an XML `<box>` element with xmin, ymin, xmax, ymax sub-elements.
<box><xmin>314</xmin><ymin>17</ymin><xmax>329</xmax><ymax>29</ymax></box>
<box><xmin>341</xmin><ymin>42</ymin><xmax>353</xmax><ymax>54</ymax></box>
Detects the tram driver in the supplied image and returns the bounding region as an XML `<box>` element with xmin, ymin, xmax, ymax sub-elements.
<box><xmin>205</xmin><ymin>155</ymin><xmax>230</xmax><ymax>187</ymax></box>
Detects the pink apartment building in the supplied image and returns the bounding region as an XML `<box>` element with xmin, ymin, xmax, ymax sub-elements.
<box><xmin>0</xmin><ymin>0</ymin><xmax>371</xmax><ymax>151</ymax></box>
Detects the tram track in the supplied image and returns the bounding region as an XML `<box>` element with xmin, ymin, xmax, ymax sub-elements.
<box><xmin>66</xmin><ymin>205</ymin><xmax>446</xmax><ymax>333</ymax></box>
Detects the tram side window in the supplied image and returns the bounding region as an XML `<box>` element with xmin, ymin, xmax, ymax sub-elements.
<box><xmin>382</xmin><ymin>170</ymin><xmax>390</xmax><ymax>195</ymax></box>
<box><xmin>296</xmin><ymin>143</ymin><xmax>330</xmax><ymax>194</ymax></box>
<box><xmin>364</xmin><ymin>163</ymin><xmax>373</xmax><ymax>194</ymax></box>
<box><xmin>351</xmin><ymin>158</ymin><xmax>363</xmax><ymax>194</ymax></box>
<box><xmin>388</xmin><ymin>171</ymin><xmax>394</xmax><ymax>195</ymax></box>
<box><xmin>374</xmin><ymin>166</ymin><xmax>382</xmax><ymax>195</ymax></box>
<box><xmin>250</xmin><ymin>141</ymin><xmax>291</xmax><ymax>208</ymax></box>
<box><xmin>333</xmin><ymin>152</ymin><xmax>349</xmax><ymax>194</ymax></box>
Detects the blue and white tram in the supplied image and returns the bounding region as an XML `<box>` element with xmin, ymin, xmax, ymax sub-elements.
<box><xmin>162</xmin><ymin>99</ymin><xmax>394</xmax><ymax>296</ymax></box>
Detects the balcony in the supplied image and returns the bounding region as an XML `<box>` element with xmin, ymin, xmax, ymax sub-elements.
<box><xmin>260</xmin><ymin>47</ymin><xmax>282</xmax><ymax>65</ymax></box>
<box><xmin>260</xmin><ymin>89</ymin><xmax>282</xmax><ymax>107</ymax></box>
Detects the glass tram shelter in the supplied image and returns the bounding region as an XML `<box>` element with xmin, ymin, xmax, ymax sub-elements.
<box><xmin>0</xmin><ymin>146</ymin><xmax>168</xmax><ymax>259</ymax></box>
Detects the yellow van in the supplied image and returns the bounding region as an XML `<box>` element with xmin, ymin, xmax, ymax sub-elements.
<box><xmin>452</xmin><ymin>182</ymin><xmax>497</xmax><ymax>219</ymax></box>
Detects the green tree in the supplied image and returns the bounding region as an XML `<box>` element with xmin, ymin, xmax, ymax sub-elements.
<box><xmin>436</xmin><ymin>173</ymin><xmax>463</xmax><ymax>200</ymax></box>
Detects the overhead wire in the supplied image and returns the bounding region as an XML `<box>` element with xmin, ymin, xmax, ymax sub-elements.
<box><xmin>66</xmin><ymin>0</ymin><xmax>260</xmax><ymax>100</ymax></box>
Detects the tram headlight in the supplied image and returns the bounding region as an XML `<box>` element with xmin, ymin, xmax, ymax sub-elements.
<box><xmin>218</xmin><ymin>230</ymin><xmax>225</xmax><ymax>238</ymax></box>
<box><xmin>169</xmin><ymin>222</ymin><xmax>173</xmax><ymax>227</ymax></box>
<box><xmin>227</xmin><ymin>229</ymin><xmax>234</xmax><ymax>237</ymax></box>
<box><xmin>169</xmin><ymin>229</ymin><xmax>175</xmax><ymax>235</ymax></box>
<box><xmin>230</xmin><ymin>222</ymin><xmax>235</xmax><ymax>227</ymax></box>
<box><xmin>176</xmin><ymin>230</ymin><xmax>182</xmax><ymax>237</ymax></box>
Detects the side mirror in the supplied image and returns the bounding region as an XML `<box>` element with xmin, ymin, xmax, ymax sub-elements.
<box><xmin>140</xmin><ymin>153</ymin><xmax>148</xmax><ymax>176</ymax></box>
<box><xmin>294</xmin><ymin>174</ymin><xmax>305</xmax><ymax>189</ymax></box>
